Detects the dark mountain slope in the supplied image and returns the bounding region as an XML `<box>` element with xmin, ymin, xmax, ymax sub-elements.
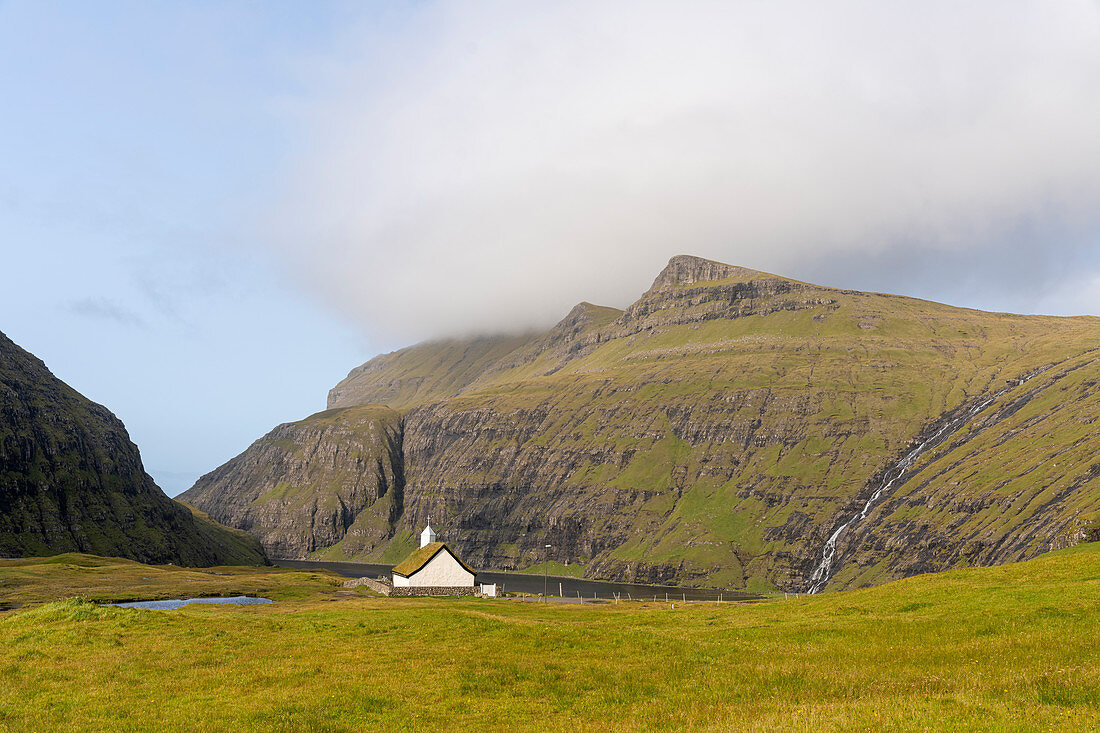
<box><xmin>0</xmin><ymin>331</ymin><xmax>265</xmax><ymax>565</ymax></box>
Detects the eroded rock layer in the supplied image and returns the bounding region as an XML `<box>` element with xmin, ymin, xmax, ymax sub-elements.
<box><xmin>182</xmin><ymin>406</ymin><xmax>406</xmax><ymax>561</ymax></box>
<box><xmin>183</xmin><ymin>256</ymin><xmax>1100</xmax><ymax>591</ymax></box>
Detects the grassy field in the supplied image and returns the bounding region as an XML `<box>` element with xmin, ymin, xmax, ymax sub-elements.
<box><xmin>1</xmin><ymin>547</ymin><xmax>1099</xmax><ymax>731</ymax></box>
<box><xmin>521</xmin><ymin>560</ymin><xmax>587</xmax><ymax>578</ymax></box>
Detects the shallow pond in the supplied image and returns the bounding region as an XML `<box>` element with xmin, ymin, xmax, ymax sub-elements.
<box><xmin>109</xmin><ymin>596</ymin><xmax>273</xmax><ymax>610</ymax></box>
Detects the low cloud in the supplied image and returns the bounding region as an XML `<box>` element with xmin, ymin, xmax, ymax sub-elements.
<box><xmin>269</xmin><ymin>0</ymin><xmax>1100</xmax><ymax>341</ymax></box>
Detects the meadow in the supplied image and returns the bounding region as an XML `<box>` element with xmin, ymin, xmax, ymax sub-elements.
<box><xmin>1</xmin><ymin>546</ymin><xmax>1099</xmax><ymax>731</ymax></box>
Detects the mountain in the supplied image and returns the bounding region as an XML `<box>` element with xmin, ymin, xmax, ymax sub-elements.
<box><xmin>182</xmin><ymin>255</ymin><xmax>1100</xmax><ymax>591</ymax></box>
<box><xmin>0</xmin><ymin>331</ymin><xmax>266</xmax><ymax>566</ymax></box>
<box><xmin>180</xmin><ymin>405</ymin><xmax>406</xmax><ymax>562</ymax></box>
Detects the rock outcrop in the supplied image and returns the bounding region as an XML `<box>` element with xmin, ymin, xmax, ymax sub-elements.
<box><xmin>0</xmin><ymin>331</ymin><xmax>266</xmax><ymax>565</ymax></box>
<box><xmin>182</xmin><ymin>406</ymin><xmax>408</xmax><ymax>561</ymax></box>
<box><xmin>183</xmin><ymin>255</ymin><xmax>1100</xmax><ymax>591</ymax></box>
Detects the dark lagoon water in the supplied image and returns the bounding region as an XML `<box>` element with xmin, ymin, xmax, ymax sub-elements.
<box><xmin>109</xmin><ymin>596</ymin><xmax>273</xmax><ymax>610</ymax></box>
<box><xmin>274</xmin><ymin>559</ymin><xmax>759</xmax><ymax>602</ymax></box>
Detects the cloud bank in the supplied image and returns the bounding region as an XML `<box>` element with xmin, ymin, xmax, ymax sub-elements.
<box><xmin>270</xmin><ymin>0</ymin><xmax>1100</xmax><ymax>341</ymax></box>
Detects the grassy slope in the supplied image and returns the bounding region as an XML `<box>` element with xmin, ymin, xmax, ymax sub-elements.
<box><xmin>522</xmin><ymin>560</ymin><xmax>587</xmax><ymax>578</ymax></box>
<box><xmin>1</xmin><ymin>547</ymin><xmax>1099</xmax><ymax>730</ymax></box>
<box><xmin>393</xmin><ymin>278</ymin><xmax>1100</xmax><ymax>587</ymax></box>
<box><xmin>193</xmin><ymin>258</ymin><xmax>1100</xmax><ymax>588</ymax></box>
<box><xmin>328</xmin><ymin>334</ymin><xmax>537</xmax><ymax>410</ymax></box>
<box><xmin>0</xmin><ymin>330</ymin><xmax>268</xmax><ymax>567</ymax></box>
<box><xmin>831</xmin><ymin>346</ymin><xmax>1100</xmax><ymax>588</ymax></box>
<box><xmin>177</xmin><ymin>503</ymin><xmax>269</xmax><ymax>567</ymax></box>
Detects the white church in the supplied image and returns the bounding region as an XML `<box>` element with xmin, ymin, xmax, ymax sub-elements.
<box><xmin>391</xmin><ymin>524</ymin><xmax>477</xmax><ymax>589</ymax></box>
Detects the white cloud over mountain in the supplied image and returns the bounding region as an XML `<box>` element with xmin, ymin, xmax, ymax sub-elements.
<box><xmin>270</xmin><ymin>0</ymin><xmax>1100</xmax><ymax>339</ymax></box>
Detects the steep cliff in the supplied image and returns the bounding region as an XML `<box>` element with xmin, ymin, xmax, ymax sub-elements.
<box><xmin>181</xmin><ymin>406</ymin><xmax>409</xmax><ymax>561</ymax></box>
<box><xmin>0</xmin><ymin>330</ymin><xmax>266</xmax><ymax>566</ymax></box>
<box><xmin>184</xmin><ymin>256</ymin><xmax>1100</xmax><ymax>590</ymax></box>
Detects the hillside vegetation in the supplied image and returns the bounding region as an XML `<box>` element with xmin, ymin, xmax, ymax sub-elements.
<box><xmin>183</xmin><ymin>256</ymin><xmax>1100</xmax><ymax>591</ymax></box>
<box><xmin>0</xmin><ymin>331</ymin><xmax>266</xmax><ymax>567</ymax></box>
<box><xmin>1</xmin><ymin>546</ymin><xmax>1099</xmax><ymax>730</ymax></box>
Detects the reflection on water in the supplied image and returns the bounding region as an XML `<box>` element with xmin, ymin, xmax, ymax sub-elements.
<box><xmin>274</xmin><ymin>559</ymin><xmax>759</xmax><ymax>602</ymax></box>
<box><xmin>109</xmin><ymin>596</ymin><xmax>273</xmax><ymax>610</ymax></box>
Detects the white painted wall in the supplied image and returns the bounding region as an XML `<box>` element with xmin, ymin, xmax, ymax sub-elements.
<box><xmin>392</xmin><ymin>574</ymin><xmax>410</xmax><ymax>587</ymax></box>
<box><xmin>408</xmin><ymin>550</ymin><xmax>475</xmax><ymax>587</ymax></box>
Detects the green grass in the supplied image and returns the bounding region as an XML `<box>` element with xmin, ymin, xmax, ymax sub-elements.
<box><xmin>2</xmin><ymin>546</ymin><xmax>1100</xmax><ymax>730</ymax></box>
<box><xmin>522</xmin><ymin>561</ymin><xmax>587</xmax><ymax>578</ymax></box>
<box><xmin>0</xmin><ymin>553</ymin><xmax>335</xmax><ymax>607</ymax></box>
<box><xmin>177</xmin><ymin>503</ymin><xmax>268</xmax><ymax>566</ymax></box>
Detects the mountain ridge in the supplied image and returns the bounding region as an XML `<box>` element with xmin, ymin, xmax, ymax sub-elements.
<box><xmin>184</xmin><ymin>255</ymin><xmax>1100</xmax><ymax>591</ymax></box>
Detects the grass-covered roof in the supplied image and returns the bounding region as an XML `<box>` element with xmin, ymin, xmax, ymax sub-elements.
<box><xmin>391</xmin><ymin>542</ymin><xmax>476</xmax><ymax>578</ymax></box>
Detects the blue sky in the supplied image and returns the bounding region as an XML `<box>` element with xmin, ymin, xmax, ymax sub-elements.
<box><xmin>0</xmin><ymin>2</ymin><xmax>378</xmax><ymax>494</ymax></box>
<box><xmin>2</xmin><ymin>1</ymin><xmax>1099</xmax><ymax>496</ymax></box>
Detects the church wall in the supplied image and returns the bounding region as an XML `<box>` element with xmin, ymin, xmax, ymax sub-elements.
<box><xmin>409</xmin><ymin>551</ymin><xmax>475</xmax><ymax>587</ymax></box>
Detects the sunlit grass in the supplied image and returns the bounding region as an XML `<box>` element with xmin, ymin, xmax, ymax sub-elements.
<box><xmin>0</xmin><ymin>553</ymin><xmax>335</xmax><ymax>606</ymax></box>
<box><xmin>2</xmin><ymin>546</ymin><xmax>1099</xmax><ymax>730</ymax></box>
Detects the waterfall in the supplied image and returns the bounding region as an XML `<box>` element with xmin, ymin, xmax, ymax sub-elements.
<box><xmin>805</xmin><ymin>369</ymin><xmax>1047</xmax><ymax>594</ymax></box>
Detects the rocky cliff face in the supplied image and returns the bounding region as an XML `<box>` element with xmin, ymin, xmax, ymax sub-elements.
<box><xmin>183</xmin><ymin>256</ymin><xmax>1100</xmax><ymax>591</ymax></box>
<box><xmin>181</xmin><ymin>406</ymin><xmax>408</xmax><ymax>561</ymax></box>
<box><xmin>823</xmin><ymin>350</ymin><xmax>1100</xmax><ymax>589</ymax></box>
<box><xmin>0</xmin><ymin>331</ymin><xmax>265</xmax><ymax>566</ymax></box>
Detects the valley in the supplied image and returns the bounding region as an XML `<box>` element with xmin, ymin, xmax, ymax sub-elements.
<box><xmin>6</xmin><ymin>6</ymin><xmax>1099</xmax><ymax>731</ymax></box>
<box><xmin>2</xmin><ymin>545</ymin><xmax>1099</xmax><ymax>730</ymax></box>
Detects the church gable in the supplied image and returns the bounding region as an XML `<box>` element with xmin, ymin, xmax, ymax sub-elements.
<box><xmin>392</xmin><ymin>539</ymin><xmax>476</xmax><ymax>588</ymax></box>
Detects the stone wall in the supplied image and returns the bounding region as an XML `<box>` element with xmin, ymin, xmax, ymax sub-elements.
<box><xmin>342</xmin><ymin>577</ymin><xmax>483</xmax><ymax>598</ymax></box>
<box><xmin>343</xmin><ymin>577</ymin><xmax>393</xmax><ymax>595</ymax></box>
<box><xmin>389</xmin><ymin>585</ymin><xmax>480</xmax><ymax>597</ymax></box>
